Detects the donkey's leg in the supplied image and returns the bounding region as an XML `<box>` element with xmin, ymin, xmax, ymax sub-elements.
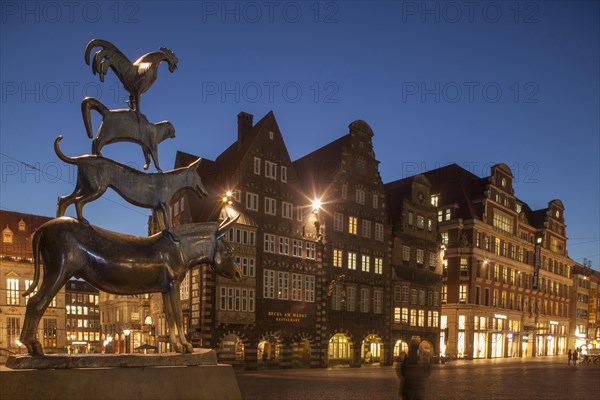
<box><xmin>168</xmin><ymin>282</ymin><xmax>193</xmax><ymax>353</ymax></box>
<box><xmin>162</xmin><ymin>292</ymin><xmax>181</xmax><ymax>352</ymax></box>
<box><xmin>21</xmin><ymin>271</ymin><xmax>68</xmax><ymax>355</ymax></box>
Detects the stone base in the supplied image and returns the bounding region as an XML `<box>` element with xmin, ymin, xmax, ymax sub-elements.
<box><xmin>6</xmin><ymin>349</ymin><xmax>216</xmax><ymax>369</ymax></box>
<box><xmin>0</xmin><ymin>363</ymin><xmax>242</xmax><ymax>400</ymax></box>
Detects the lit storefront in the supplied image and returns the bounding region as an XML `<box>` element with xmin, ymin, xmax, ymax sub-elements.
<box><xmin>328</xmin><ymin>333</ymin><xmax>353</xmax><ymax>366</ymax></box>
<box><xmin>473</xmin><ymin>316</ymin><xmax>487</xmax><ymax>359</ymax></box>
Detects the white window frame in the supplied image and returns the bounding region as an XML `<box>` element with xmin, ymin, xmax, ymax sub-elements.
<box><xmin>246</xmin><ymin>192</ymin><xmax>258</xmax><ymax>211</ymax></box>
<box><xmin>362</xmin><ymin>220</ymin><xmax>371</xmax><ymax>238</ymax></box>
<box><xmin>281</xmin><ymin>166</ymin><xmax>287</xmax><ymax>182</ymax></box>
<box><xmin>265</xmin><ymin>160</ymin><xmax>277</xmax><ymax>180</ymax></box>
<box><xmin>254</xmin><ymin>157</ymin><xmax>261</xmax><ymax>175</ymax></box>
<box><xmin>334</xmin><ymin>213</ymin><xmax>343</xmax><ymax>231</ymax></box>
<box><xmin>282</xmin><ymin>202</ymin><xmax>293</xmax><ymax>219</ymax></box>
<box><xmin>264</xmin><ymin>197</ymin><xmax>276</xmax><ymax>215</ymax></box>
<box><xmin>375</xmin><ymin>223</ymin><xmax>384</xmax><ymax>241</ymax></box>
<box><xmin>356</xmin><ymin>188</ymin><xmax>365</xmax><ymax>205</ymax></box>
<box><xmin>374</xmin><ymin>257</ymin><xmax>383</xmax><ymax>274</ymax></box>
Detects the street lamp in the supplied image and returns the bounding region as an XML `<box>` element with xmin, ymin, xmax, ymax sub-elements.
<box><xmin>123</xmin><ymin>329</ymin><xmax>131</xmax><ymax>353</ymax></box>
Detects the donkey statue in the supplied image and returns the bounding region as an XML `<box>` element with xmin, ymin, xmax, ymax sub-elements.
<box><xmin>20</xmin><ymin>216</ymin><xmax>241</xmax><ymax>356</ymax></box>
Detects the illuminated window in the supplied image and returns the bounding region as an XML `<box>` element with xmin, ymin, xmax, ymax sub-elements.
<box><xmin>459</xmin><ymin>285</ymin><xmax>467</xmax><ymax>303</ymax></box>
<box><xmin>460</xmin><ymin>258</ymin><xmax>468</xmax><ymax>275</ymax></box>
<box><xmin>431</xmin><ymin>195</ymin><xmax>439</xmax><ymax>207</ymax></box>
<box><xmin>348</xmin><ymin>216</ymin><xmax>358</xmax><ymax>235</ymax></box>
<box><xmin>333</xmin><ymin>249</ymin><xmax>343</xmax><ymax>267</ymax></box>
<box><xmin>394</xmin><ymin>307</ymin><xmax>401</xmax><ymax>323</ymax></box>
<box><xmin>374</xmin><ymin>257</ymin><xmax>383</xmax><ymax>274</ymax></box>
<box><xmin>418</xmin><ymin>310</ymin><xmax>425</xmax><ymax>326</ymax></box>
<box><xmin>410</xmin><ymin>309</ymin><xmax>417</xmax><ymax>326</ymax></box>
<box><xmin>493</xmin><ymin>209</ymin><xmax>514</xmax><ymax>234</ymax></box>
<box><xmin>402</xmin><ymin>308</ymin><xmax>409</xmax><ymax>323</ymax></box>
<box><xmin>348</xmin><ymin>252</ymin><xmax>357</xmax><ymax>270</ymax></box>
<box><xmin>417</xmin><ymin>215</ymin><xmax>425</xmax><ymax>229</ymax></box>
<box><xmin>7</xmin><ymin>277</ymin><xmax>19</xmax><ymax>305</ymax></box>
<box><xmin>441</xmin><ymin>285</ymin><xmax>447</xmax><ymax>303</ymax></box>
<box><xmin>2</xmin><ymin>227</ymin><xmax>13</xmax><ymax>243</ymax></box>
<box><xmin>361</xmin><ymin>255</ymin><xmax>370</xmax><ymax>272</ymax></box>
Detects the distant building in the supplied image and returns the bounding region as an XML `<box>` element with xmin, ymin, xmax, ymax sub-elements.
<box><xmin>65</xmin><ymin>279</ymin><xmax>100</xmax><ymax>353</ymax></box>
<box><xmin>99</xmin><ymin>292</ymin><xmax>151</xmax><ymax>353</ymax></box>
<box><xmin>385</xmin><ymin>174</ymin><xmax>443</xmax><ymax>361</ymax></box>
<box><xmin>423</xmin><ymin>163</ymin><xmax>572</xmax><ymax>358</ymax></box>
<box><xmin>0</xmin><ymin>210</ymin><xmax>65</xmax><ymax>353</ymax></box>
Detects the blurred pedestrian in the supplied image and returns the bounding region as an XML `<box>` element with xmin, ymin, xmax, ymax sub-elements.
<box><xmin>572</xmin><ymin>349</ymin><xmax>578</xmax><ymax>367</ymax></box>
<box><xmin>399</xmin><ymin>340</ymin><xmax>431</xmax><ymax>400</ymax></box>
<box><xmin>395</xmin><ymin>351</ymin><xmax>408</xmax><ymax>398</ymax></box>
<box><xmin>568</xmin><ymin>349</ymin><xmax>572</xmax><ymax>365</ymax></box>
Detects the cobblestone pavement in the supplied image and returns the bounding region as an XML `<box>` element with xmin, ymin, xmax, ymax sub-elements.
<box><xmin>235</xmin><ymin>356</ymin><xmax>600</xmax><ymax>400</ymax></box>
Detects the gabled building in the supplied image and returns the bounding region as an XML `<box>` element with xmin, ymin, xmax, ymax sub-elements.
<box><xmin>162</xmin><ymin>111</ymin><xmax>323</xmax><ymax>369</ymax></box>
<box><xmin>294</xmin><ymin>120</ymin><xmax>392</xmax><ymax>366</ymax></box>
<box><xmin>422</xmin><ymin>163</ymin><xmax>572</xmax><ymax>359</ymax></box>
<box><xmin>385</xmin><ymin>174</ymin><xmax>443</xmax><ymax>361</ymax></box>
<box><xmin>0</xmin><ymin>210</ymin><xmax>64</xmax><ymax>354</ymax></box>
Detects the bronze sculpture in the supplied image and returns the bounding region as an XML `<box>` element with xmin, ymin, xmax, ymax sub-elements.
<box><xmin>15</xmin><ymin>39</ymin><xmax>240</xmax><ymax>360</ymax></box>
<box><xmin>84</xmin><ymin>39</ymin><xmax>178</xmax><ymax>115</ymax></box>
<box><xmin>54</xmin><ymin>135</ymin><xmax>207</xmax><ymax>229</ymax></box>
<box><xmin>20</xmin><ymin>216</ymin><xmax>242</xmax><ymax>356</ymax></box>
<box><xmin>82</xmin><ymin>97</ymin><xmax>175</xmax><ymax>171</ymax></box>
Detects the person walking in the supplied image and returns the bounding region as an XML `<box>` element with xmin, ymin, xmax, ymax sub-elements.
<box><xmin>399</xmin><ymin>340</ymin><xmax>431</xmax><ymax>400</ymax></box>
<box><xmin>568</xmin><ymin>349</ymin><xmax>572</xmax><ymax>365</ymax></box>
<box><xmin>572</xmin><ymin>349</ymin><xmax>578</xmax><ymax>367</ymax></box>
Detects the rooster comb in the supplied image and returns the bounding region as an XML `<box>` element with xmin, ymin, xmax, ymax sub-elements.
<box><xmin>160</xmin><ymin>47</ymin><xmax>178</xmax><ymax>61</ymax></box>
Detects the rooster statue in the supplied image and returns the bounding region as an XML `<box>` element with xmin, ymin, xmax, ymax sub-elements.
<box><xmin>84</xmin><ymin>39</ymin><xmax>178</xmax><ymax>116</ymax></box>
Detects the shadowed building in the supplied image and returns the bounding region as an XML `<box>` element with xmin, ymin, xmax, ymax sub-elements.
<box><xmin>384</xmin><ymin>174</ymin><xmax>443</xmax><ymax>362</ymax></box>
<box><xmin>154</xmin><ymin>111</ymin><xmax>323</xmax><ymax>369</ymax></box>
<box><xmin>293</xmin><ymin>120</ymin><xmax>392</xmax><ymax>367</ymax></box>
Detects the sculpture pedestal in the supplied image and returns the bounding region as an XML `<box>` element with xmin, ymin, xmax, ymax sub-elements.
<box><xmin>1</xmin><ymin>351</ymin><xmax>242</xmax><ymax>400</ymax></box>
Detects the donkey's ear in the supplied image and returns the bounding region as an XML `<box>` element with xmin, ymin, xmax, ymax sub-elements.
<box><xmin>189</xmin><ymin>157</ymin><xmax>202</xmax><ymax>170</ymax></box>
<box><xmin>217</xmin><ymin>214</ymin><xmax>240</xmax><ymax>238</ymax></box>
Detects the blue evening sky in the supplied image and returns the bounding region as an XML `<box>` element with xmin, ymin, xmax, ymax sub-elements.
<box><xmin>1</xmin><ymin>1</ymin><xmax>598</xmax><ymax>270</ymax></box>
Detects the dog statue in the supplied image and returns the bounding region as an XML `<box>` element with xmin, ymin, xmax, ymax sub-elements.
<box><xmin>82</xmin><ymin>97</ymin><xmax>175</xmax><ymax>171</ymax></box>
<box><xmin>54</xmin><ymin>135</ymin><xmax>207</xmax><ymax>229</ymax></box>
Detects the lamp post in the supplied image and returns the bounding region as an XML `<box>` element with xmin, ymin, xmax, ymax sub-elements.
<box><xmin>123</xmin><ymin>329</ymin><xmax>131</xmax><ymax>353</ymax></box>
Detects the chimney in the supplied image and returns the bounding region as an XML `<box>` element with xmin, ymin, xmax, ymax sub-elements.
<box><xmin>237</xmin><ymin>112</ymin><xmax>253</xmax><ymax>149</ymax></box>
